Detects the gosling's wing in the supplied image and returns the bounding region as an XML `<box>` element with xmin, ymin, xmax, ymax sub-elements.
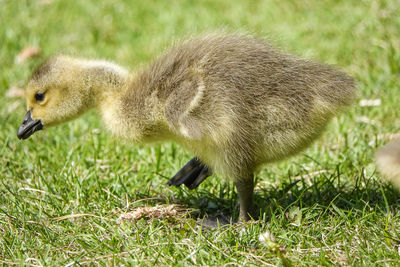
<box><xmin>164</xmin><ymin>76</ymin><xmax>205</xmax><ymax>140</ymax></box>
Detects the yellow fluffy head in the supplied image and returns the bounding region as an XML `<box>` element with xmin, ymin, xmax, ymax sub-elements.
<box><xmin>25</xmin><ymin>56</ymin><xmax>93</xmax><ymax>127</ymax></box>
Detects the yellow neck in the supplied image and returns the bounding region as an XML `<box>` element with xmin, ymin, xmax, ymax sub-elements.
<box><xmin>77</xmin><ymin>59</ymin><xmax>129</xmax><ymax>107</ymax></box>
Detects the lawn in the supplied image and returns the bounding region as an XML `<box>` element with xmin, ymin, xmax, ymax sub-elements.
<box><xmin>1</xmin><ymin>0</ymin><xmax>400</xmax><ymax>265</ymax></box>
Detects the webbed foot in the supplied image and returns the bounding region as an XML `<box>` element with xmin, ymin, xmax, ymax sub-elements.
<box><xmin>167</xmin><ymin>157</ymin><xmax>212</xmax><ymax>190</ymax></box>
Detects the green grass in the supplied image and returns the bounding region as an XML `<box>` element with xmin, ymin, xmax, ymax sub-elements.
<box><xmin>1</xmin><ymin>0</ymin><xmax>400</xmax><ymax>265</ymax></box>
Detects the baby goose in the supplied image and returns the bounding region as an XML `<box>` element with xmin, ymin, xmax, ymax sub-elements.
<box><xmin>376</xmin><ymin>140</ymin><xmax>400</xmax><ymax>190</ymax></box>
<box><xmin>17</xmin><ymin>34</ymin><xmax>357</xmax><ymax>221</ymax></box>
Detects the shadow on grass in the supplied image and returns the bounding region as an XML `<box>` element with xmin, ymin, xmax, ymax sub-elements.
<box><xmin>256</xmin><ymin>171</ymin><xmax>400</xmax><ymax>214</ymax></box>
<box><xmin>148</xmin><ymin>169</ymin><xmax>400</xmax><ymax>222</ymax></box>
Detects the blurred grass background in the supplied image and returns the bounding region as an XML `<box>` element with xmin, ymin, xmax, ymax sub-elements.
<box><xmin>1</xmin><ymin>0</ymin><xmax>400</xmax><ymax>265</ymax></box>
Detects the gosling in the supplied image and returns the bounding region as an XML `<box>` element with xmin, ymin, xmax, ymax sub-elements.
<box><xmin>376</xmin><ymin>140</ymin><xmax>400</xmax><ymax>190</ymax></box>
<box><xmin>17</xmin><ymin>34</ymin><xmax>357</xmax><ymax>221</ymax></box>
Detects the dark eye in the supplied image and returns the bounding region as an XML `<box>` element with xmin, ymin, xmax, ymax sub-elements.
<box><xmin>35</xmin><ymin>92</ymin><xmax>45</xmax><ymax>102</ymax></box>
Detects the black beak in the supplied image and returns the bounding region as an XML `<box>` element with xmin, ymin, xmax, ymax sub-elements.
<box><xmin>17</xmin><ymin>110</ymin><xmax>43</xmax><ymax>140</ymax></box>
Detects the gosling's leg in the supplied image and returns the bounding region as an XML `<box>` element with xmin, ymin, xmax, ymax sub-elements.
<box><xmin>235</xmin><ymin>176</ymin><xmax>255</xmax><ymax>222</ymax></box>
<box><xmin>166</xmin><ymin>158</ymin><xmax>212</xmax><ymax>189</ymax></box>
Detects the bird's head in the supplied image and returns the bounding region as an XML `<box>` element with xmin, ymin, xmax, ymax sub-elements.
<box><xmin>17</xmin><ymin>56</ymin><xmax>93</xmax><ymax>139</ymax></box>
